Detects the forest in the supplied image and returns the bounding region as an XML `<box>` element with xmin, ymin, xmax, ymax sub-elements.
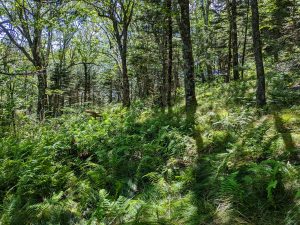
<box><xmin>0</xmin><ymin>0</ymin><xmax>299</xmax><ymax>224</ymax></box>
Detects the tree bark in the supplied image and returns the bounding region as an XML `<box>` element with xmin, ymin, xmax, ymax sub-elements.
<box><xmin>121</xmin><ymin>43</ymin><xmax>131</xmax><ymax>107</ymax></box>
<box><xmin>225</xmin><ymin>0</ymin><xmax>232</xmax><ymax>83</ymax></box>
<box><xmin>166</xmin><ymin>0</ymin><xmax>173</xmax><ymax>108</ymax></box>
<box><xmin>174</xmin><ymin>48</ymin><xmax>180</xmax><ymax>93</ymax></box>
<box><xmin>113</xmin><ymin>21</ymin><xmax>131</xmax><ymax>108</ymax></box>
<box><xmin>232</xmin><ymin>0</ymin><xmax>240</xmax><ymax>80</ymax></box>
<box><xmin>154</xmin><ymin>29</ymin><xmax>167</xmax><ymax>108</ymax></box>
<box><xmin>241</xmin><ymin>0</ymin><xmax>250</xmax><ymax>79</ymax></box>
<box><xmin>251</xmin><ymin>0</ymin><xmax>266</xmax><ymax>106</ymax></box>
<box><xmin>201</xmin><ymin>0</ymin><xmax>213</xmax><ymax>80</ymax></box>
<box><xmin>35</xmin><ymin>61</ymin><xmax>48</xmax><ymax>121</ymax></box>
<box><xmin>161</xmin><ymin>43</ymin><xmax>167</xmax><ymax>107</ymax></box>
<box><xmin>83</xmin><ymin>63</ymin><xmax>91</xmax><ymax>102</ymax></box>
<box><xmin>109</xmin><ymin>78</ymin><xmax>113</xmax><ymax>103</ymax></box>
<box><xmin>177</xmin><ymin>0</ymin><xmax>197</xmax><ymax>112</ymax></box>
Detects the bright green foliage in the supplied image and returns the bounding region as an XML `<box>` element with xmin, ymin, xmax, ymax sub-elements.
<box><xmin>0</xmin><ymin>0</ymin><xmax>300</xmax><ymax>223</ymax></box>
<box><xmin>1</xmin><ymin>69</ymin><xmax>299</xmax><ymax>224</ymax></box>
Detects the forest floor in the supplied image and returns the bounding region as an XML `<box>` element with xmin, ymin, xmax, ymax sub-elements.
<box><xmin>0</xmin><ymin>71</ymin><xmax>300</xmax><ymax>224</ymax></box>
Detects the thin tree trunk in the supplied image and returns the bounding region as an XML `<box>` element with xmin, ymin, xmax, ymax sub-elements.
<box><xmin>36</xmin><ymin>67</ymin><xmax>47</xmax><ymax>121</ymax></box>
<box><xmin>232</xmin><ymin>0</ymin><xmax>239</xmax><ymax>80</ymax></box>
<box><xmin>166</xmin><ymin>0</ymin><xmax>173</xmax><ymax>108</ymax></box>
<box><xmin>161</xmin><ymin>46</ymin><xmax>167</xmax><ymax>107</ymax></box>
<box><xmin>154</xmin><ymin>32</ymin><xmax>167</xmax><ymax>108</ymax></box>
<box><xmin>83</xmin><ymin>63</ymin><xmax>90</xmax><ymax>102</ymax></box>
<box><xmin>178</xmin><ymin>0</ymin><xmax>197</xmax><ymax>112</ymax></box>
<box><xmin>241</xmin><ymin>0</ymin><xmax>250</xmax><ymax>79</ymax></box>
<box><xmin>174</xmin><ymin>48</ymin><xmax>180</xmax><ymax>96</ymax></box>
<box><xmin>251</xmin><ymin>0</ymin><xmax>266</xmax><ymax>106</ymax></box>
<box><xmin>109</xmin><ymin>79</ymin><xmax>113</xmax><ymax>103</ymax></box>
<box><xmin>120</xmin><ymin>34</ymin><xmax>131</xmax><ymax>107</ymax></box>
<box><xmin>96</xmin><ymin>1</ymin><xmax>134</xmax><ymax>108</ymax></box>
<box><xmin>174</xmin><ymin>55</ymin><xmax>180</xmax><ymax>89</ymax></box>
<box><xmin>7</xmin><ymin>80</ymin><xmax>16</xmax><ymax>135</ymax></box>
<box><xmin>201</xmin><ymin>0</ymin><xmax>213</xmax><ymax>80</ymax></box>
<box><xmin>225</xmin><ymin>0</ymin><xmax>232</xmax><ymax>83</ymax></box>
<box><xmin>4</xmin><ymin>59</ymin><xmax>16</xmax><ymax>135</ymax></box>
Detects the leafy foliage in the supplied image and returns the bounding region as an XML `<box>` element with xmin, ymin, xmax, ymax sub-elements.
<box><xmin>1</xmin><ymin>70</ymin><xmax>300</xmax><ymax>224</ymax></box>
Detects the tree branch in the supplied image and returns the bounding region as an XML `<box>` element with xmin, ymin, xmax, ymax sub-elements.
<box><xmin>0</xmin><ymin>23</ymin><xmax>34</xmax><ymax>64</ymax></box>
<box><xmin>0</xmin><ymin>69</ymin><xmax>46</xmax><ymax>77</ymax></box>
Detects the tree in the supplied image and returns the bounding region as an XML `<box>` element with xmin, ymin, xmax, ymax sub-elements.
<box><xmin>152</xmin><ymin>10</ymin><xmax>168</xmax><ymax>108</ymax></box>
<box><xmin>241</xmin><ymin>0</ymin><xmax>250</xmax><ymax>79</ymax></box>
<box><xmin>177</xmin><ymin>0</ymin><xmax>197</xmax><ymax>112</ymax></box>
<box><xmin>166</xmin><ymin>0</ymin><xmax>173</xmax><ymax>108</ymax></box>
<box><xmin>88</xmin><ymin>0</ymin><xmax>135</xmax><ymax>107</ymax></box>
<box><xmin>231</xmin><ymin>0</ymin><xmax>239</xmax><ymax>80</ymax></box>
<box><xmin>49</xmin><ymin>16</ymin><xmax>77</xmax><ymax>116</ymax></box>
<box><xmin>140</xmin><ymin>0</ymin><xmax>173</xmax><ymax>108</ymax></box>
<box><xmin>75</xmin><ymin>23</ymin><xmax>100</xmax><ymax>103</ymax></box>
<box><xmin>0</xmin><ymin>0</ymin><xmax>55</xmax><ymax>120</ymax></box>
<box><xmin>262</xmin><ymin>0</ymin><xmax>293</xmax><ymax>62</ymax></box>
<box><xmin>201</xmin><ymin>0</ymin><xmax>213</xmax><ymax>80</ymax></box>
<box><xmin>225</xmin><ymin>0</ymin><xmax>232</xmax><ymax>83</ymax></box>
<box><xmin>251</xmin><ymin>0</ymin><xmax>266</xmax><ymax>106</ymax></box>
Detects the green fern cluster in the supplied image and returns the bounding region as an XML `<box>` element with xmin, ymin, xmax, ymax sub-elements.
<box><xmin>1</xmin><ymin>70</ymin><xmax>300</xmax><ymax>224</ymax></box>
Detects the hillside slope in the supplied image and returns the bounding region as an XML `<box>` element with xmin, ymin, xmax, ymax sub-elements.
<box><xmin>1</xmin><ymin>73</ymin><xmax>299</xmax><ymax>225</ymax></box>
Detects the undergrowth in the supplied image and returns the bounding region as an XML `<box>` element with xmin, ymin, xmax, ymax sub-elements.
<box><xmin>0</xmin><ymin>71</ymin><xmax>299</xmax><ymax>224</ymax></box>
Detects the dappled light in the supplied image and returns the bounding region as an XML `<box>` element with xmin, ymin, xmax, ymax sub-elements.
<box><xmin>1</xmin><ymin>0</ymin><xmax>300</xmax><ymax>224</ymax></box>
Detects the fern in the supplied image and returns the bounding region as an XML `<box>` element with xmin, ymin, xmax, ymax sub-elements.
<box><xmin>219</xmin><ymin>172</ymin><xmax>242</xmax><ymax>201</ymax></box>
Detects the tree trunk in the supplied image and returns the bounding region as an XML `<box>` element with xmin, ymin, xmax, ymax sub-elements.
<box><xmin>241</xmin><ymin>0</ymin><xmax>250</xmax><ymax>79</ymax></box>
<box><xmin>232</xmin><ymin>0</ymin><xmax>240</xmax><ymax>80</ymax></box>
<box><xmin>119</xmin><ymin>28</ymin><xmax>131</xmax><ymax>108</ymax></box>
<box><xmin>161</xmin><ymin>46</ymin><xmax>167</xmax><ymax>107</ymax></box>
<box><xmin>225</xmin><ymin>0</ymin><xmax>232</xmax><ymax>83</ymax></box>
<box><xmin>166</xmin><ymin>0</ymin><xmax>173</xmax><ymax>108</ymax></box>
<box><xmin>83</xmin><ymin>63</ymin><xmax>90</xmax><ymax>102</ymax></box>
<box><xmin>50</xmin><ymin>66</ymin><xmax>60</xmax><ymax>117</ymax></box>
<box><xmin>178</xmin><ymin>0</ymin><xmax>197</xmax><ymax>112</ymax></box>
<box><xmin>174</xmin><ymin>49</ymin><xmax>180</xmax><ymax>94</ymax></box>
<box><xmin>154</xmin><ymin>31</ymin><xmax>167</xmax><ymax>108</ymax></box>
<box><xmin>251</xmin><ymin>0</ymin><xmax>266</xmax><ymax>106</ymax></box>
<box><xmin>201</xmin><ymin>0</ymin><xmax>213</xmax><ymax>80</ymax></box>
<box><xmin>121</xmin><ymin>49</ymin><xmax>131</xmax><ymax>107</ymax></box>
<box><xmin>97</xmin><ymin>0</ymin><xmax>134</xmax><ymax>108</ymax></box>
<box><xmin>109</xmin><ymin>79</ymin><xmax>113</xmax><ymax>103</ymax></box>
<box><xmin>36</xmin><ymin>66</ymin><xmax>47</xmax><ymax>121</ymax></box>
